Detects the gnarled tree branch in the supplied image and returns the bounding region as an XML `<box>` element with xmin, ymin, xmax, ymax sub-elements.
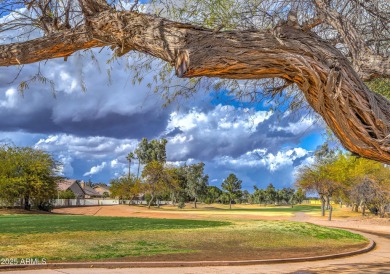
<box><xmin>0</xmin><ymin>10</ymin><xmax>389</xmax><ymax>163</ymax></box>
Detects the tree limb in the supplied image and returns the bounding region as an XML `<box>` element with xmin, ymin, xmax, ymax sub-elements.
<box><xmin>0</xmin><ymin>27</ymin><xmax>105</xmax><ymax>66</ymax></box>
<box><xmin>0</xmin><ymin>10</ymin><xmax>389</xmax><ymax>164</ymax></box>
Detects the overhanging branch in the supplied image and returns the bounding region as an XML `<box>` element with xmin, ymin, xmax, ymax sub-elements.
<box><xmin>0</xmin><ymin>9</ymin><xmax>389</xmax><ymax>164</ymax></box>
<box><xmin>0</xmin><ymin>27</ymin><xmax>105</xmax><ymax>66</ymax></box>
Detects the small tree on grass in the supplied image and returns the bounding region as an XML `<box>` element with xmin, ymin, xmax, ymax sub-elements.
<box><xmin>141</xmin><ymin>161</ymin><xmax>179</xmax><ymax>209</ymax></box>
<box><xmin>265</xmin><ymin>183</ymin><xmax>277</xmax><ymax>206</ymax></box>
<box><xmin>0</xmin><ymin>145</ymin><xmax>61</xmax><ymax>211</ymax></box>
<box><xmin>204</xmin><ymin>186</ymin><xmax>223</xmax><ymax>204</ymax></box>
<box><xmin>109</xmin><ymin>174</ymin><xmax>140</xmax><ymax>202</ymax></box>
<box><xmin>221</xmin><ymin>174</ymin><xmax>242</xmax><ymax>209</ymax></box>
<box><xmin>253</xmin><ymin>186</ymin><xmax>266</xmax><ymax>206</ymax></box>
<box><xmin>185</xmin><ymin>162</ymin><xmax>208</xmax><ymax>209</ymax></box>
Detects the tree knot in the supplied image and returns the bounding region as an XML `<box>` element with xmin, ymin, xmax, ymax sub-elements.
<box><xmin>175</xmin><ymin>50</ymin><xmax>190</xmax><ymax>78</ymax></box>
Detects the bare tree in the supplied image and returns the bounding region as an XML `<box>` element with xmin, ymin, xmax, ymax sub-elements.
<box><xmin>351</xmin><ymin>177</ymin><xmax>390</xmax><ymax>218</ymax></box>
<box><xmin>0</xmin><ymin>0</ymin><xmax>389</xmax><ymax>163</ymax></box>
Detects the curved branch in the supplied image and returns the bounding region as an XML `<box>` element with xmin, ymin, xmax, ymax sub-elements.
<box><xmin>0</xmin><ymin>10</ymin><xmax>389</xmax><ymax>163</ymax></box>
<box><xmin>0</xmin><ymin>26</ymin><xmax>105</xmax><ymax>66</ymax></box>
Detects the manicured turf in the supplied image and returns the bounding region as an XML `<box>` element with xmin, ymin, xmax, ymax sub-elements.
<box><xmin>0</xmin><ymin>214</ymin><xmax>229</xmax><ymax>234</ymax></box>
<box><xmin>0</xmin><ymin>213</ymin><xmax>368</xmax><ymax>262</ymax></box>
<box><xmin>254</xmin><ymin>220</ymin><xmax>365</xmax><ymax>240</ymax></box>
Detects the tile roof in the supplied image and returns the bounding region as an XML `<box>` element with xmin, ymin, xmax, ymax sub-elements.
<box><xmin>57</xmin><ymin>179</ymin><xmax>77</xmax><ymax>191</ymax></box>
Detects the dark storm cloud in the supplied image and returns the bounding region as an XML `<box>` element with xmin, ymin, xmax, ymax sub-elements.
<box><xmin>0</xmin><ymin>48</ymin><xmax>172</xmax><ymax>139</ymax></box>
<box><xmin>57</xmin><ymin>111</ymin><xmax>170</xmax><ymax>139</ymax></box>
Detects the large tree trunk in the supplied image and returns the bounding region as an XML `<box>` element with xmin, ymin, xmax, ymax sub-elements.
<box><xmin>354</xmin><ymin>203</ymin><xmax>359</xmax><ymax>212</ymax></box>
<box><xmin>320</xmin><ymin>195</ymin><xmax>326</xmax><ymax>217</ymax></box>
<box><xmin>0</xmin><ymin>7</ymin><xmax>389</xmax><ymax>163</ymax></box>
<box><xmin>137</xmin><ymin>159</ymin><xmax>141</xmax><ymax>180</ymax></box>
<box><xmin>194</xmin><ymin>197</ymin><xmax>197</xmax><ymax>209</ymax></box>
<box><xmin>328</xmin><ymin>205</ymin><xmax>333</xmax><ymax>221</ymax></box>
<box><xmin>326</xmin><ymin>196</ymin><xmax>330</xmax><ymax>210</ymax></box>
<box><xmin>379</xmin><ymin>205</ymin><xmax>385</xmax><ymax>218</ymax></box>
<box><xmin>24</xmin><ymin>195</ymin><xmax>30</xmax><ymax>210</ymax></box>
<box><xmin>148</xmin><ymin>194</ymin><xmax>154</xmax><ymax>209</ymax></box>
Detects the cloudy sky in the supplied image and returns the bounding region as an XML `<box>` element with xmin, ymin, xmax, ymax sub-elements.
<box><xmin>0</xmin><ymin>9</ymin><xmax>326</xmax><ymax>191</ymax></box>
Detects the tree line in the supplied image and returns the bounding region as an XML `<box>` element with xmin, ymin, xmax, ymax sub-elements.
<box><xmin>110</xmin><ymin>138</ymin><xmax>306</xmax><ymax>209</ymax></box>
<box><xmin>296</xmin><ymin>143</ymin><xmax>390</xmax><ymax>219</ymax></box>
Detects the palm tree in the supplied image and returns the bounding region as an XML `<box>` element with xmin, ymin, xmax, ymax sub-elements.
<box><xmin>126</xmin><ymin>152</ymin><xmax>134</xmax><ymax>178</ymax></box>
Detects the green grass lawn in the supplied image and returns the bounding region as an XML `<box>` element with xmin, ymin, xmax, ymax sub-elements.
<box><xmin>0</xmin><ymin>213</ymin><xmax>368</xmax><ymax>262</ymax></box>
<box><xmin>0</xmin><ymin>214</ymin><xmax>228</xmax><ymax>234</ymax></box>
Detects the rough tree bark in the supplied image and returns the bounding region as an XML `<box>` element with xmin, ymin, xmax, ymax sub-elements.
<box><xmin>148</xmin><ymin>193</ymin><xmax>154</xmax><ymax>209</ymax></box>
<box><xmin>320</xmin><ymin>195</ymin><xmax>326</xmax><ymax>217</ymax></box>
<box><xmin>0</xmin><ymin>0</ymin><xmax>389</xmax><ymax>163</ymax></box>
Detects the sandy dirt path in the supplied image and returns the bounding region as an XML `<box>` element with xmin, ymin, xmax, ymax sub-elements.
<box><xmin>52</xmin><ymin>205</ymin><xmax>292</xmax><ymax>220</ymax></box>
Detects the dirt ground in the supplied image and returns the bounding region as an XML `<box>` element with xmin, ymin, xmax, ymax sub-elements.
<box><xmin>52</xmin><ymin>204</ymin><xmax>291</xmax><ymax>221</ymax></box>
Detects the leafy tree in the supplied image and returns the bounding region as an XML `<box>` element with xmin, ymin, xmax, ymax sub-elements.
<box><xmin>253</xmin><ymin>186</ymin><xmax>266</xmax><ymax>206</ymax></box>
<box><xmin>185</xmin><ymin>162</ymin><xmax>208</xmax><ymax>208</ymax></box>
<box><xmin>240</xmin><ymin>190</ymin><xmax>250</xmax><ymax>204</ymax></box>
<box><xmin>338</xmin><ymin>155</ymin><xmax>390</xmax><ymax>217</ymax></box>
<box><xmin>296</xmin><ymin>165</ymin><xmax>328</xmax><ymax>216</ymax></box>
<box><xmin>219</xmin><ymin>192</ymin><xmax>231</xmax><ymax>205</ymax></box>
<box><xmin>141</xmin><ymin>160</ymin><xmax>177</xmax><ymax>208</ymax></box>
<box><xmin>126</xmin><ymin>152</ymin><xmax>135</xmax><ymax>178</ymax></box>
<box><xmin>0</xmin><ymin>145</ymin><xmax>61</xmax><ymax>210</ymax></box>
<box><xmin>162</xmin><ymin>165</ymin><xmax>187</xmax><ymax>207</ymax></box>
<box><xmin>204</xmin><ymin>186</ymin><xmax>223</xmax><ymax>204</ymax></box>
<box><xmin>265</xmin><ymin>183</ymin><xmax>277</xmax><ymax>206</ymax></box>
<box><xmin>109</xmin><ymin>174</ymin><xmax>140</xmax><ymax>201</ymax></box>
<box><xmin>297</xmin><ymin>143</ymin><xmax>390</xmax><ymax>219</ymax></box>
<box><xmin>294</xmin><ymin>188</ymin><xmax>306</xmax><ymax>204</ymax></box>
<box><xmin>366</xmin><ymin>79</ymin><xmax>390</xmax><ymax>100</ymax></box>
<box><xmin>221</xmin><ymin>173</ymin><xmax>242</xmax><ymax>209</ymax></box>
<box><xmin>135</xmin><ymin>138</ymin><xmax>168</xmax><ymax>165</ymax></box>
<box><xmin>297</xmin><ymin>142</ymin><xmax>340</xmax><ymax>218</ymax></box>
<box><xmin>58</xmin><ymin>190</ymin><xmax>76</xmax><ymax>199</ymax></box>
<box><xmin>161</xmin><ymin>165</ymin><xmax>182</xmax><ymax>207</ymax></box>
<box><xmin>134</xmin><ymin>138</ymin><xmax>168</xmax><ymax>178</ymax></box>
<box><xmin>277</xmin><ymin>187</ymin><xmax>295</xmax><ymax>206</ymax></box>
<box><xmin>0</xmin><ymin>0</ymin><xmax>389</xmax><ymax>163</ymax></box>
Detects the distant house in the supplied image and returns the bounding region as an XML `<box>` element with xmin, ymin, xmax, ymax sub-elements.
<box><xmin>79</xmin><ymin>181</ymin><xmax>102</xmax><ymax>198</ymax></box>
<box><xmin>57</xmin><ymin>179</ymin><xmax>103</xmax><ymax>199</ymax></box>
<box><xmin>93</xmin><ymin>184</ymin><xmax>111</xmax><ymax>197</ymax></box>
<box><xmin>57</xmin><ymin>179</ymin><xmax>85</xmax><ymax>198</ymax></box>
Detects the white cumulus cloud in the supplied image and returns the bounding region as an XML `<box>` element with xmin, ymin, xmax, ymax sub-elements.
<box><xmin>84</xmin><ymin>162</ymin><xmax>107</xmax><ymax>176</ymax></box>
<box><xmin>270</xmin><ymin>116</ymin><xmax>316</xmax><ymax>135</ymax></box>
